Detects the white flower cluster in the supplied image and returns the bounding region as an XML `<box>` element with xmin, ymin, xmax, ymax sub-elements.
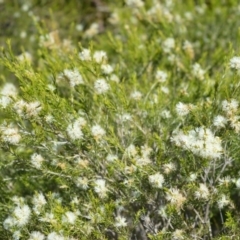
<box><xmin>162</xmin><ymin>38</ymin><xmax>175</xmax><ymax>53</ymax></box>
<box><xmin>57</xmin><ymin>68</ymin><xmax>84</xmax><ymax>87</ymax></box>
<box><xmin>229</xmin><ymin>56</ymin><xmax>240</xmax><ymax>70</ymax></box>
<box><xmin>171</xmin><ymin>127</ymin><xmax>223</xmax><ymax>159</ymax></box>
<box><xmin>31</xmin><ymin>153</ymin><xmax>45</xmax><ymax>169</ymax></box>
<box><xmin>166</xmin><ymin>188</ymin><xmax>186</xmax><ymax>209</ymax></box>
<box><xmin>194</xmin><ymin>183</ymin><xmax>210</xmax><ymax>200</ymax></box>
<box><xmin>84</xmin><ymin>22</ymin><xmax>99</xmax><ymax>38</ymax></box>
<box><xmin>32</xmin><ymin>192</ymin><xmax>47</xmax><ymax>215</ymax></box>
<box><xmin>93</xmin><ymin>50</ymin><xmax>107</xmax><ymax>63</ymax></box>
<box><xmin>79</xmin><ymin>48</ymin><xmax>91</xmax><ymax>61</ymax></box>
<box><xmin>222</xmin><ymin>99</ymin><xmax>238</xmax><ymax>116</ymax></box>
<box><xmin>217</xmin><ymin>194</ymin><xmax>230</xmax><ymax>209</ymax></box>
<box><xmin>125</xmin><ymin>144</ymin><xmax>153</xmax><ymax>166</ymax></box>
<box><xmin>62</xmin><ymin>211</ymin><xmax>77</xmax><ymax>225</ymax></box>
<box><xmin>1</xmin><ymin>124</ymin><xmax>21</xmax><ymax>144</ymax></box>
<box><xmin>101</xmin><ymin>64</ymin><xmax>114</xmax><ymax>75</ymax></box>
<box><xmin>0</xmin><ymin>83</ymin><xmax>18</xmax><ymax>108</ymax></box>
<box><xmin>94</xmin><ymin>179</ymin><xmax>108</xmax><ymax>198</ymax></box>
<box><xmin>67</xmin><ymin>117</ymin><xmax>86</xmax><ymax>141</ymax></box>
<box><xmin>14</xmin><ymin>100</ymin><xmax>42</xmax><ymax>118</ymax></box>
<box><xmin>17</xmin><ymin>51</ymin><xmax>32</xmax><ymax>62</ymax></box>
<box><xmin>115</xmin><ymin>215</ymin><xmax>128</xmax><ymax>227</ymax></box>
<box><xmin>183</xmin><ymin>40</ymin><xmax>194</xmax><ymax>59</ymax></box>
<box><xmin>94</xmin><ymin>78</ymin><xmax>109</xmax><ymax>94</ymax></box>
<box><xmin>130</xmin><ymin>90</ymin><xmax>142</xmax><ymax>100</ymax></box>
<box><xmin>91</xmin><ymin>124</ymin><xmax>106</xmax><ymax>140</ymax></box>
<box><xmin>175</xmin><ymin>102</ymin><xmax>192</xmax><ymax>117</ymax></box>
<box><xmin>149</xmin><ymin>172</ymin><xmax>165</xmax><ymax>188</ymax></box>
<box><xmin>125</xmin><ymin>0</ymin><xmax>144</xmax><ymax>8</ymax></box>
<box><xmin>155</xmin><ymin>70</ymin><xmax>168</xmax><ymax>82</ymax></box>
<box><xmin>28</xmin><ymin>231</ymin><xmax>45</xmax><ymax>240</ymax></box>
<box><xmin>75</xmin><ymin>176</ymin><xmax>89</xmax><ymax>189</ymax></box>
<box><xmin>3</xmin><ymin>204</ymin><xmax>31</xmax><ymax>229</ymax></box>
<box><xmin>221</xmin><ymin>99</ymin><xmax>240</xmax><ymax>132</ymax></box>
<box><xmin>213</xmin><ymin>115</ymin><xmax>227</xmax><ymax>128</ymax></box>
<box><xmin>47</xmin><ymin>232</ymin><xmax>65</xmax><ymax>240</ymax></box>
<box><xmin>192</xmin><ymin>63</ymin><xmax>205</xmax><ymax>80</ymax></box>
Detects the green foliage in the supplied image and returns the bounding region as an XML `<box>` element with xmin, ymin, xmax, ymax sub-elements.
<box><xmin>1</xmin><ymin>0</ymin><xmax>240</xmax><ymax>239</ymax></box>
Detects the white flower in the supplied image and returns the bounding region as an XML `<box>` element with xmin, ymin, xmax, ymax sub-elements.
<box><xmin>76</xmin><ymin>24</ymin><xmax>83</xmax><ymax>31</ymax></box>
<box><xmin>101</xmin><ymin>64</ymin><xmax>114</xmax><ymax>74</ymax></box>
<box><xmin>135</xmin><ymin>156</ymin><xmax>151</xmax><ymax>166</ymax></box>
<box><xmin>67</xmin><ymin>117</ymin><xmax>86</xmax><ymax>141</ymax></box>
<box><xmin>94</xmin><ymin>78</ymin><xmax>109</xmax><ymax>94</ymax></box>
<box><xmin>115</xmin><ymin>215</ymin><xmax>128</xmax><ymax>227</ymax></box>
<box><xmin>93</xmin><ymin>50</ymin><xmax>107</xmax><ymax>63</ymax></box>
<box><xmin>0</xmin><ymin>83</ymin><xmax>18</xmax><ymax>107</ymax></box>
<box><xmin>183</xmin><ymin>40</ymin><xmax>194</xmax><ymax>58</ymax></box>
<box><xmin>141</xmin><ymin>145</ymin><xmax>152</xmax><ymax>157</ymax></box>
<box><xmin>3</xmin><ymin>217</ymin><xmax>15</xmax><ymax>230</ymax></box>
<box><xmin>130</xmin><ymin>90</ymin><xmax>142</xmax><ymax>100</ymax></box>
<box><xmin>118</xmin><ymin>113</ymin><xmax>132</xmax><ymax>122</ymax></box>
<box><xmin>59</xmin><ymin>68</ymin><xmax>84</xmax><ymax>87</ymax></box>
<box><xmin>172</xmin><ymin>229</ymin><xmax>184</xmax><ymax>240</ymax></box>
<box><xmin>217</xmin><ymin>194</ymin><xmax>230</xmax><ymax>209</ymax></box>
<box><xmin>94</xmin><ymin>179</ymin><xmax>108</xmax><ymax>198</ymax></box>
<box><xmin>162</xmin><ymin>38</ymin><xmax>175</xmax><ymax>53</ymax></box>
<box><xmin>125</xmin><ymin>144</ymin><xmax>137</xmax><ymax>157</ymax></box>
<box><xmin>162</xmin><ymin>162</ymin><xmax>176</xmax><ymax>174</ymax></box>
<box><xmin>218</xmin><ymin>176</ymin><xmax>232</xmax><ymax>186</ymax></box>
<box><xmin>158</xmin><ymin>206</ymin><xmax>168</xmax><ymax>219</ymax></box>
<box><xmin>91</xmin><ymin>124</ymin><xmax>106</xmax><ymax>140</ymax></box>
<box><xmin>28</xmin><ymin>231</ymin><xmax>45</xmax><ymax>240</ymax></box>
<box><xmin>47</xmin><ymin>84</ymin><xmax>56</xmax><ymax>92</ymax></box>
<box><xmin>125</xmin><ymin>0</ymin><xmax>144</xmax><ymax>8</ymax></box>
<box><xmin>235</xmin><ymin>178</ymin><xmax>240</xmax><ymax>188</ymax></box>
<box><xmin>229</xmin><ymin>56</ymin><xmax>240</xmax><ymax>70</ymax></box>
<box><xmin>62</xmin><ymin>211</ymin><xmax>77</xmax><ymax>225</ymax></box>
<box><xmin>161</xmin><ymin>86</ymin><xmax>169</xmax><ymax>94</ymax></box>
<box><xmin>109</xmin><ymin>74</ymin><xmax>120</xmax><ymax>83</ymax></box>
<box><xmin>195</xmin><ymin>183</ymin><xmax>210</xmax><ymax>200</ymax></box>
<box><xmin>13</xmin><ymin>100</ymin><xmax>41</xmax><ymax>118</ymax></box>
<box><xmin>149</xmin><ymin>173</ymin><xmax>165</xmax><ymax>188</ymax></box>
<box><xmin>106</xmin><ymin>154</ymin><xmax>118</xmax><ymax>162</ymax></box>
<box><xmin>84</xmin><ymin>23</ymin><xmax>99</xmax><ymax>38</ymax></box>
<box><xmin>26</xmin><ymin>101</ymin><xmax>42</xmax><ymax>117</ymax></box>
<box><xmin>13</xmin><ymin>231</ymin><xmax>21</xmax><ymax>240</ymax></box>
<box><xmin>32</xmin><ymin>192</ymin><xmax>47</xmax><ymax>214</ymax></box>
<box><xmin>155</xmin><ymin>70</ymin><xmax>168</xmax><ymax>82</ymax></box>
<box><xmin>192</xmin><ymin>63</ymin><xmax>205</xmax><ymax>80</ymax></box>
<box><xmin>166</xmin><ymin>188</ymin><xmax>186</xmax><ymax>209</ymax></box>
<box><xmin>188</xmin><ymin>173</ymin><xmax>197</xmax><ymax>182</ymax></box>
<box><xmin>108</xmin><ymin>12</ymin><xmax>120</xmax><ymax>25</ymax></box>
<box><xmin>31</xmin><ymin>153</ymin><xmax>44</xmax><ymax>169</ymax></box>
<box><xmin>17</xmin><ymin>51</ymin><xmax>32</xmax><ymax>62</ymax></box>
<box><xmin>47</xmin><ymin>232</ymin><xmax>65</xmax><ymax>240</ymax></box>
<box><xmin>13</xmin><ymin>204</ymin><xmax>31</xmax><ymax>227</ymax></box>
<box><xmin>1</xmin><ymin>125</ymin><xmax>21</xmax><ymax>144</ymax></box>
<box><xmin>176</xmin><ymin>102</ymin><xmax>190</xmax><ymax>116</ymax></box>
<box><xmin>222</xmin><ymin>99</ymin><xmax>239</xmax><ymax>115</ymax></box>
<box><xmin>79</xmin><ymin>48</ymin><xmax>91</xmax><ymax>61</ymax></box>
<box><xmin>171</xmin><ymin>127</ymin><xmax>223</xmax><ymax>159</ymax></box>
<box><xmin>213</xmin><ymin>115</ymin><xmax>227</xmax><ymax>128</ymax></box>
<box><xmin>161</xmin><ymin>110</ymin><xmax>172</xmax><ymax>119</ymax></box>
<box><xmin>75</xmin><ymin>177</ymin><xmax>89</xmax><ymax>189</ymax></box>
<box><xmin>45</xmin><ymin>114</ymin><xmax>54</xmax><ymax>123</ymax></box>
<box><xmin>39</xmin><ymin>212</ymin><xmax>55</xmax><ymax>223</ymax></box>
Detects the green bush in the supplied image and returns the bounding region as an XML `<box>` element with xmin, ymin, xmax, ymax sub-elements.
<box><xmin>1</xmin><ymin>0</ymin><xmax>240</xmax><ymax>239</ymax></box>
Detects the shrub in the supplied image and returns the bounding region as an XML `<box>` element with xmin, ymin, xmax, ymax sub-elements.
<box><xmin>1</xmin><ymin>0</ymin><xmax>240</xmax><ymax>239</ymax></box>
